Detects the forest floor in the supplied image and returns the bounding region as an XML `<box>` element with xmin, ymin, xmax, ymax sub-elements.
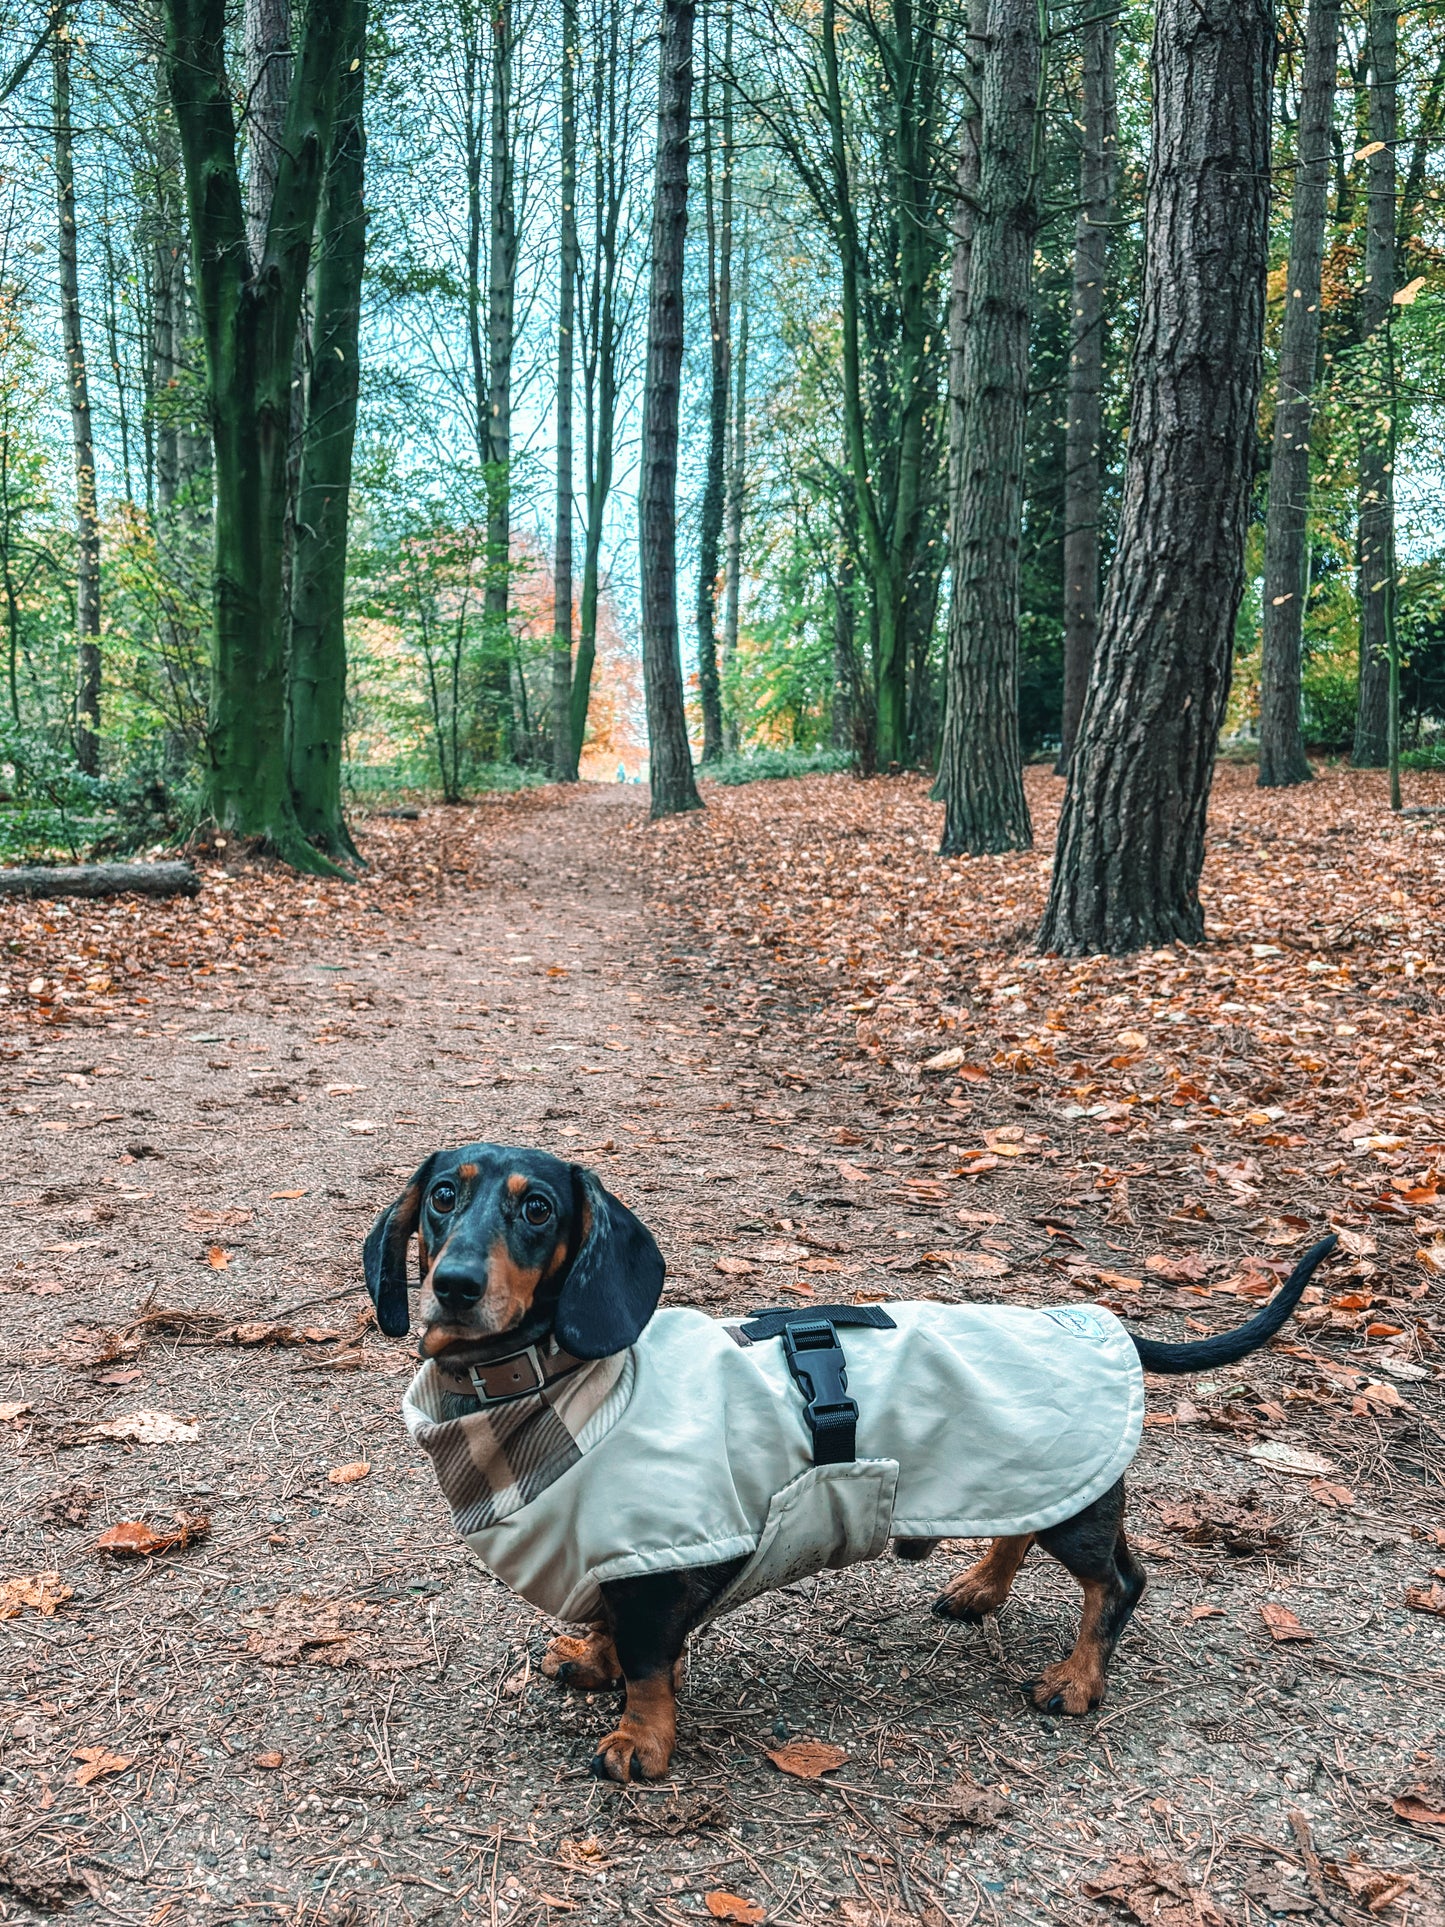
<box><xmin>1</xmin><ymin>766</ymin><xmax>1444</xmax><ymax>1927</ymax></box>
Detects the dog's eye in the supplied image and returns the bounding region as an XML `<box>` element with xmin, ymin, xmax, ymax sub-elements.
<box><xmin>429</xmin><ymin>1181</ymin><xmax>457</xmax><ymax>1215</ymax></box>
<box><xmin>522</xmin><ymin>1194</ymin><xmax>552</xmax><ymax>1227</ymax></box>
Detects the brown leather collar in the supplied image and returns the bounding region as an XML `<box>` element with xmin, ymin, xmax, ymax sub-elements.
<box><xmin>430</xmin><ymin>1340</ymin><xmax>585</xmax><ymax>1405</ymax></box>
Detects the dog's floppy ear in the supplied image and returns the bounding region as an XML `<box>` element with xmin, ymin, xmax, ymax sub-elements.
<box><xmin>362</xmin><ymin>1155</ymin><xmax>437</xmax><ymax>1338</ymax></box>
<box><xmin>554</xmin><ymin>1167</ymin><xmax>665</xmax><ymax>1359</ymax></box>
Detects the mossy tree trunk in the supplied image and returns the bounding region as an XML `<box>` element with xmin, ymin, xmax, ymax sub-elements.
<box><xmin>288</xmin><ymin>0</ymin><xmax>367</xmax><ymax>858</ymax></box>
<box><xmin>161</xmin><ymin>0</ymin><xmax>350</xmax><ymax>872</ymax></box>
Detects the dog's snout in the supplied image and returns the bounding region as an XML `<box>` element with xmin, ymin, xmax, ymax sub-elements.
<box><xmin>429</xmin><ymin>1258</ymin><xmax>482</xmax><ymax>1311</ymax></box>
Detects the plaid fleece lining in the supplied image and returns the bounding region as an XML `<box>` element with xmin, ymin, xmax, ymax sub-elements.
<box><xmin>406</xmin><ymin>1350</ymin><xmax>631</xmax><ymax>1534</ymax></box>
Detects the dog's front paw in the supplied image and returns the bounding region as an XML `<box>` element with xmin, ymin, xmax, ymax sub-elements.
<box><xmin>542</xmin><ymin>1631</ymin><xmax>621</xmax><ymax>1691</ymax></box>
<box><xmin>589</xmin><ymin>1716</ymin><xmax>673</xmax><ymax>1783</ymax></box>
<box><xmin>1023</xmin><ymin>1661</ymin><xmax>1106</xmax><ymax>1717</ymax></box>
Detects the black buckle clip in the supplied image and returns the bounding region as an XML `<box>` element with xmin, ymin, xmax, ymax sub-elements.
<box><xmin>781</xmin><ymin>1319</ymin><xmax>857</xmax><ymax>1466</ymax></box>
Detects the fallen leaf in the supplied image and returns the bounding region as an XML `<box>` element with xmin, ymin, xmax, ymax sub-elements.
<box><xmin>253</xmin><ymin>1751</ymin><xmax>284</xmax><ymax>1770</ymax></box>
<box><xmin>705</xmin><ymin>1894</ymin><xmax>766</xmax><ymax>1924</ymax></box>
<box><xmin>715</xmin><ymin>1254</ymin><xmax>756</xmax><ymax>1276</ymax></box>
<box><xmin>1145</xmin><ymin>1250</ymin><xmax>1213</xmax><ymax>1284</ymax></box>
<box><xmin>921</xmin><ymin>1046</ymin><xmax>971</xmax><ymax>1073</ymax></box>
<box><xmin>766</xmin><ymin>1739</ymin><xmax>848</xmax><ymax>1779</ymax></box>
<box><xmin>95</xmin><ymin>1514</ymin><xmax>209</xmax><ymax>1557</ymax></box>
<box><xmin>343</xmin><ymin>1118</ymin><xmax>377</xmax><ymax>1135</ymax></box>
<box><xmin>1325</xmin><ymin>1863</ymin><xmax>1415</xmax><ymax>1912</ymax></box>
<box><xmin>1157</xmin><ymin>1496</ymin><xmax>1292</xmax><ymax>1557</ymax></box>
<box><xmin>270</xmin><ymin>1188</ymin><xmax>308</xmax><ymax>1200</ymax></box>
<box><xmin>1247</xmin><ymin>1441</ymin><xmax>1338</xmax><ymax>1478</ymax></box>
<box><xmin>0</xmin><ymin>1572</ymin><xmax>73</xmax><ymax>1619</ymax></box>
<box><xmin>75</xmin><ymin>1409</ymin><xmax>200</xmax><ymax>1446</ymax></box>
<box><xmin>0</xmin><ymin>1401</ymin><xmax>33</xmax><ymax>1421</ymax></box>
<box><xmin>1260</xmin><ymin>1602</ymin><xmax>1314</xmax><ymax>1642</ymax></box>
<box><xmin>1309</xmin><ymin>1480</ymin><xmax>1356</xmax><ymax>1508</ymax></box>
<box><xmin>1392</xmin><ymin>1790</ymin><xmax>1445</xmax><ymax>1828</ymax></box>
<box><xmin>1405</xmin><ymin>1582</ymin><xmax>1445</xmax><ymax>1618</ymax></box>
<box><xmin>835</xmin><ymin>1161</ymin><xmax>872</xmax><ymax>1184</ymax></box>
<box><xmin>327</xmin><ymin>1461</ymin><xmax>370</xmax><ymax>1486</ymax></box>
<box><xmin>72</xmin><ymin>1745</ymin><xmax>133</xmax><ymax>1787</ymax></box>
<box><xmin>1415</xmin><ymin>1240</ymin><xmax>1445</xmax><ymax>1275</ymax></box>
<box><xmin>750</xmin><ymin>1241</ymin><xmax>810</xmax><ymax>1264</ymax></box>
<box><xmin>903</xmin><ymin>1774</ymin><xmax>1008</xmax><ymax>1832</ymax></box>
<box><xmin>1082</xmin><ymin>1853</ymin><xmax>1227</xmax><ymax>1927</ymax></box>
<box><xmin>206</xmin><ymin>1246</ymin><xmax>229</xmax><ymax>1269</ymax></box>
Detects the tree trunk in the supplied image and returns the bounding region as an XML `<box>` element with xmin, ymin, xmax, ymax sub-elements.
<box><xmin>1352</xmin><ymin>0</ymin><xmax>1395</xmax><ymax>769</ymax></box>
<box><xmin>551</xmin><ymin>0</ymin><xmax>578</xmax><ymax>781</ymax></box>
<box><xmin>162</xmin><ymin>0</ymin><xmax>349</xmax><ymax>871</ymax></box>
<box><xmin>52</xmin><ymin>17</ymin><xmax>102</xmax><ymax>777</ymax></box>
<box><xmin>1258</xmin><ymin>0</ymin><xmax>1341</xmax><ymax>788</ymax></box>
<box><xmin>1058</xmin><ymin>1</ymin><xmax>1118</xmax><ymax>775</ymax></box>
<box><xmin>693</xmin><ymin>0</ymin><xmax>730</xmax><ymax>765</ymax></box>
<box><xmin>720</xmin><ymin>218</ymin><xmax>749</xmax><ymax>756</ymax></box>
<box><xmin>485</xmin><ymin>0</ymin><xmax>517</xmax><ymax>754</ymax></box>
<box><xmin>0</xmin><ymin>861</ymin><xmax>200</xmax><ymax>899</ymax></box>
<box><xmin>244</xmin><ymin>0</ymin><xmax>290</xmax><ymax>263</ymax></box>
<box><xmin>569</xmin><ymin>0</ymin><xmax>630</xmax><ymax>774</ymax></box>
<box><xmin>288</xmin><ymin>0</ymin><xmax>367</xmax><ymax>858</ymax></box>
<box><xmin>639</xmin><ymin>0</ymin><xmax>702</xmax><ymax>817</ymax></box>
<box><xmin>151</xmin><ymin>62</ymin><xmax>185</xmax><ymax>518</ymax></box>
<box><xmin>1037</xmin><ymin>0</ymin><xmax>1275</xmax><ymax>955</ymax></box>
<box><xmin>935</xmin><ymin>0</ymin><xmax>1038</xmax><ymax>856</ymax></box>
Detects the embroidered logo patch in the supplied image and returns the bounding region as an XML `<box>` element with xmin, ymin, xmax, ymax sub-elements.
<box><xmin>1043</xmin><ymin>1306</ymin><xmax>1110</xmax><ymax>1341</ymax></box>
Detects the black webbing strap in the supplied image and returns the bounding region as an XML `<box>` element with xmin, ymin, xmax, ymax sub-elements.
<box><xmin>738</xmin><ymin>1304</ymin><xmax>898</xmax><ymax>1342</ymax></box>
<box><xmin>737</xmin><ymin>1305</ymin><xmax>896</xmax><ymax>1467</ymax></box>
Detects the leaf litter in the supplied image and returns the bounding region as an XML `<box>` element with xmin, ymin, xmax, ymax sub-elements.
<box><xmin>1</xmin><ymin>781</ymin><xmax>1441</xmax><ymax>1922</ymax></box>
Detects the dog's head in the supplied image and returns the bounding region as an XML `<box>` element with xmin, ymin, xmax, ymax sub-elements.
<box><xmin>362</xmin><ymin>1143</ymin><xmax>665</xmax><ymax>1363</ymax></box>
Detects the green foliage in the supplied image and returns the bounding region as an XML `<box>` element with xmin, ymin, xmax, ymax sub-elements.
<box><xmin>706</xmin><ymin>745</ymin><xmax>852</xmax><ymax>786</ymax></box>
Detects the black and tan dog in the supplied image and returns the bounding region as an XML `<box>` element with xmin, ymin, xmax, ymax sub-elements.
<box><xmin>365</xmin><ymin>1142</ymin><xmax>1336</xmax><ymax>1782</ymax></box>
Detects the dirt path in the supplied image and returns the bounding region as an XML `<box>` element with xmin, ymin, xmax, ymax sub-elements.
<box><xmin>2</xmin><ymin>784</ymin><xmax>1441</xmax><ymax>1927</ymax></box>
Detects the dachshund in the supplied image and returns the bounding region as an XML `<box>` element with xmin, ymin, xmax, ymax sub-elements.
<box><xmin>364</xmin><ymin>1141</ymin><xmax>1336</xmax><ymax>1783</ymax></box>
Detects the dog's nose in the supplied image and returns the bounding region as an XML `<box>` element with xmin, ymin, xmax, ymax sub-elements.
<box><xmin>429</xmin><ymin>1259</ymin><xmax>482</xmax><ymax>1312</ymax></box>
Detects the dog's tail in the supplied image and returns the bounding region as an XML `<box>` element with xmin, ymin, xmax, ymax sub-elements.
<box><xmin>1129</xmin><ymin>1234</ymin><xmax>1337</xmax><ymax>1374</ymax></box>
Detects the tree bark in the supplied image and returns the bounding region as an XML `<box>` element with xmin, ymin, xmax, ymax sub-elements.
<box><xmin>720</xmin><ymin>218</ymin><xmax>749</xmax><ymax>755</ymax></box>
<box><xmin>551</xmin><ymin>0</ymin><xmax>578</xmax><ymax>781</ymax></box>
<box><xmin>569</xmin><ymin>0</ymin><xmax>633</xmax><ymax>774</ymax></box>
<box><xmin>485</xmin><ymin>0</ymin><xmax>517</xmax><ymax>753</ymax></box>
<box><xmin>162</xmin><ymin>0</ymin><xmax>349</xmax><ymax>871</ymax></box>
<box><xmin>639</xmin><ymin>0</ymin><xmax>702</xmax><ymax>817</ymax></box>
<box><xmin>1037</xmin><ymin>0</ymin><xmax>1275</xmax><ymax>955</ymax></box>
<box><xmin>1258</xmin><ymin>0</ymin><xmax>1341</xmax><ymax>788</ymax></box>
<box><xmin>243</xmin><ymin>0</ymin><xmax>290</xmax><ymax>263</ymax></box>
<box><xmin>693</xmin><ymin>0</ymin><xmax>730</xmax><ymax>765</ymax></box>
<box><xmin>935</xmin><ymin>0</ymin><xmax>1038</xmax><ymax>856</ymax></box>
<box><xmin>1351</xmin><ymin>0</ymin><xmax>1395</xmax><ymax>769</ymax></box>
<box><xmin>812</xmin><ymin>0</ymin><xmax>940</xmax><ymax>771</ymax></box>
<box><xmin>0</xmin><ymin>861</ymin><xmax>201</xmax><ymax>899</ymax></box>
<box><xmin>1058</xmin><ymin>1</ymin><xmax>1118</xmax><ymax>775</ymax></box>
<box><xmin>52</xmin><ymin>16</ymin><xmax>102</xmax><ymax>777</ymax></box>
<box><xmin>288</xmin><ymin>0</ymin><xmax>367</xmax><ymax>857</ymax></box>
<box><xmin>150</xmin><ymin>61</ymin><xmax>186</xmax><ymax>518</ymax></box>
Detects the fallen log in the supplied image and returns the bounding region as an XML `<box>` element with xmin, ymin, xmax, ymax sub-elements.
<box><xmin>0</xmin><ymin>861</ymin><xmax>201</xmax><ymax>900</ymax></box>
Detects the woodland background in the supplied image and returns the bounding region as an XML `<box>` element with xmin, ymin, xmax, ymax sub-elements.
<box><xmin>0</xmin><ymin>0</ymin><xmax>1441</xmax><ymax>909</ymax></box>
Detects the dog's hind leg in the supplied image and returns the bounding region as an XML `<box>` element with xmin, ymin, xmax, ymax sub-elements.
<box><xmin>541</xmin><ymin>1624</ymin><xmax>621</xmax><ymax>1691</ymax></box>
<box><xmin>931</xmin><ymin>1534</ymin><xmax>1035</xmax><ymax>1622</ymax></box>
<box><xmin>1025</xmin><ymin>1479</ymin><xmax>1145</xmax><ymax>1716</ymax></box>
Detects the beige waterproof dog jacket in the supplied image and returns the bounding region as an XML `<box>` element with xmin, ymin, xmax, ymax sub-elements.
<box><xmin>403</xmin><ymin>1300</ymin><xmax>1145</xmax><ymax>1626</ymax></box>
